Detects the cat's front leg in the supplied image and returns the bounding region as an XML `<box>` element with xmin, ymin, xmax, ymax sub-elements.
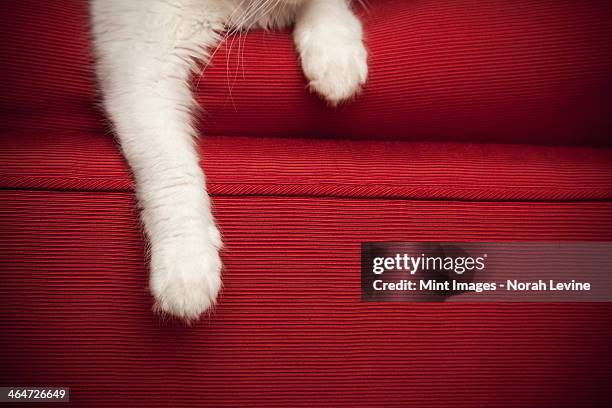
<box><xmin>90</xmin><ymin>0</ymin><xmax>226</xmax><ymax>322</ymax></box>
<box><xmin>294</xmin><ymin>0</ymin><xmax>368</xmax><ymax>105</ymax></box>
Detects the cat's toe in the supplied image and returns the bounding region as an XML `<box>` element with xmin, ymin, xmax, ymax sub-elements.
<box><xmin>300</xmin><ymin>40</ymin><xmax>368</xmax><ymax>106</ymax></box>
<box><xmin>149</xmin><ymin>231</ymin><xmax>222</xmax><ymax>323</ymax></box>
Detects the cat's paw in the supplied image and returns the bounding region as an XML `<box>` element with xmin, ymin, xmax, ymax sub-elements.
<box><xmin>299</xmin><ymin>36</ymin><xmax>368</xmax><ymax>106</ymax></box>
<box><xmin>149</xmin><ymin>225</ymin><xmax>222</xmax><ymax>323</ymax></box>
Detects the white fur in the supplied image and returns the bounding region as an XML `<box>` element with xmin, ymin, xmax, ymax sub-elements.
<box><xmin>90</xmin><ymin>0</ymin><xmax>367</xmax><ymax>322</ymax></box>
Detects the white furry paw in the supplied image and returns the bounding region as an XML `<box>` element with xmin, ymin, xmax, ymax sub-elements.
<box><xmin>149</xmin><ymin>225</ymin><xmax>222</xmax><ymax>323</ymax></box>
<box><xmin>299</xmin><ymin>36</ymin><xmax>368</xmax><ymax>106</ymax></box>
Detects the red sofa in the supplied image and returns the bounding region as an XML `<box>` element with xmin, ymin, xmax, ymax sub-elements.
<box><xmin>1</xmin><ymin>1</ymin><xmax>611</xmax><ymax>406</ymax></box>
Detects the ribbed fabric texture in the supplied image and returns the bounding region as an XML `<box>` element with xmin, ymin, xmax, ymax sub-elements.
<box><xmin>1</xmin><ymin>0</ymin><xmax>612</xmax><ymax>407</ymax></box>
<box><xmin>1</xmin><ymin>131</ymin><xmax>612</xmax><ymax>201</ymax></box>
<box><xmin>1</xmin><ymin>0</ymin><xmax>611</xmax><ymax>144</ymax></box>
<box><xmin>200</xmin><ymin>1</ymin><xmax>612</xmax><ymax>144</ymax></box>
<box><xmin>1</xmin><ymin>191</ymin><xmax>612</xmax><ymax>407</ymax></box>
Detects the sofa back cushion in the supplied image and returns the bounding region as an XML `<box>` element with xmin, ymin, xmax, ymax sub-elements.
<box><xmin>1</xmin><ymin>0</ymin><xmax>611</xmax><ymax>145</ymax></box>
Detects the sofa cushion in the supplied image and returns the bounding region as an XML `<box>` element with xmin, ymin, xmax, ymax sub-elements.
<box><xmin>1</xmin><ymin>0</ymin><xmax>611</xmax><ymax>145</ymax></box>
<box><xmin>200</xmin><ymin>0</ymin><xmax>612</xmax><ymax>144</ymax></box>
<box><xmin>2</xmin><ymin>189</ymin><xmax>612</xmax><ymax>407</ymax></box>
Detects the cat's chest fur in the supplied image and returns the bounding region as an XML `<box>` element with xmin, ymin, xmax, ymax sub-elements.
<box><xmin>225</xmin><ymin>0</ymin><xmax>300</xmax><ymax>30</ymax></box>
<box><xmin>156</xmin><ymin>0</ymin><xmax>301</xmax><ymax>33</ymax></box>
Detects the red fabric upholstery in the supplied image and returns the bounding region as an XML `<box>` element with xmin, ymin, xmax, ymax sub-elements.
<box><xmin>2</xmin><ymin>131</ymin><xmax>612</xmax><ymax>201</ymax></box>
<box><xmin>1</xmin><ymin>0</ymin><xmax>612</xmax><ymax>144</ymax></box>
<box><xmin>2</xmin><ymin>190</ymin><xmax>612</xmax><ymax>407</ymax></box>
<box><xmin>201</xmin><ymin>1</ymin><xmax>612</xmax><ymax>144</ymax></box>
<box><xmin>1</xmin><ymin>1</ymin><xmax>611</xmax><ymax>407</ymax></box>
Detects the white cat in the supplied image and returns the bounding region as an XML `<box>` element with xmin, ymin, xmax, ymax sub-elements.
<box><xmin>90</xmin><ymin>0</ymin><xmax>368</xmax><ymax>322</ymax></box>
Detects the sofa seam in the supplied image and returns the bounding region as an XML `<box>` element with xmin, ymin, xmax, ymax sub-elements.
<box><xmin>1</xmin><ymin>186</ymin><xmax>611</xmax><ymax>204</ymax></box>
